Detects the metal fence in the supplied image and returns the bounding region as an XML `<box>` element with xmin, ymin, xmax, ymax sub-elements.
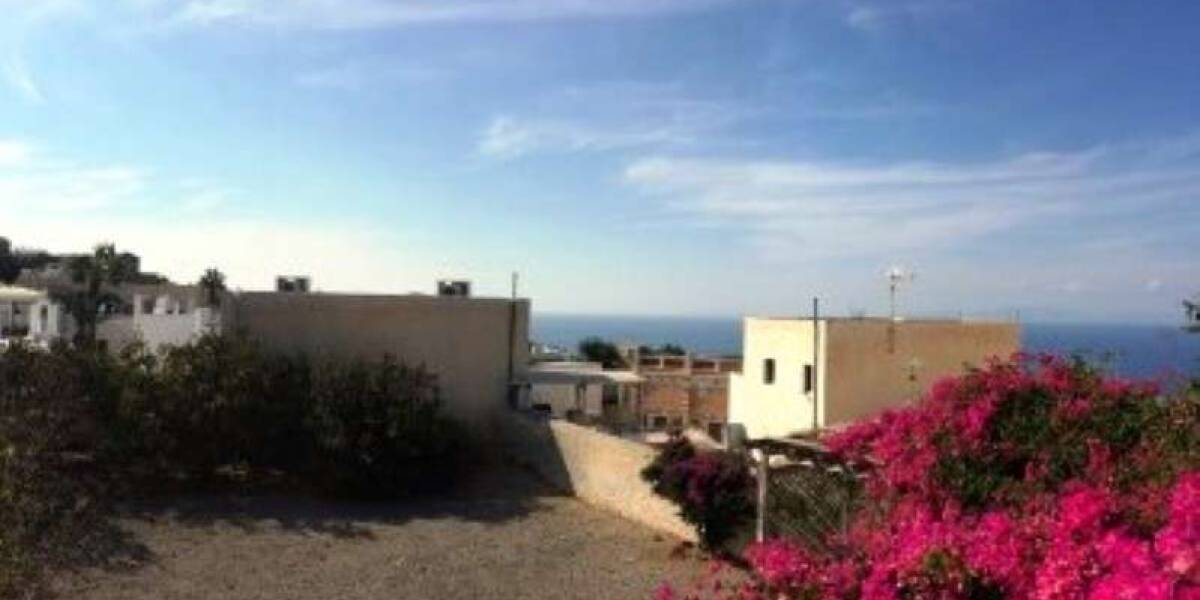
<box><xmin>749</xmin><ymin>439</ymin><xmax>863</xmax><ymax>550</ymax></box>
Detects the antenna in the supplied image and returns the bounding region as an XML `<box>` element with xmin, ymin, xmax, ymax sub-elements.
<box><xmin>886</xmin><ymin>266</ymin><xmax>915</xmax><ymax>321</ymax></box>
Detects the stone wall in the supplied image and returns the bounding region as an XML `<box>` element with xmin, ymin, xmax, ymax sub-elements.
<box><xmin>497</xmin><ymin>412</ymin><xmax>696</xmax><ymax>542</ymax></box>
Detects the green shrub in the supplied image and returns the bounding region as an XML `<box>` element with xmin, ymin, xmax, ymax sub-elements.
<box><xmin>0</xmin><ymin>334</ymin><xmax>468</xmax><ymax>596</ymax></box>
<box><xmin>307</xmin><ymin>356</ymin><xmax>465</xmax><ymax>497</ymax></box>
<box><xmin>0</xmin><ymin>343</ymin><xmax>109</xmax><ymax>597</ymax></box>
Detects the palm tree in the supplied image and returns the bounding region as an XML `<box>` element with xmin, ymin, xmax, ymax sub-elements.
<box><xmin>198</xmin><ymin>268</ymin><xmax>227</xmax><ymax>307</ymax></box>
<box><xmin>1185</xmin><ymin>296</ymin><xmax>1200</xmax><ymax>333</ymax></box>
<box><xmin>58</xmin><ymin>243</ymin><xmax>133</xmax><ymax>345</ymax></box>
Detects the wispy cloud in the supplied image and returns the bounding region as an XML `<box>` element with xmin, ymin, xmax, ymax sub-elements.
<box><xmin>295</xmin><ymin>60</ymin><xmax>447</xmax><ymax>91</ymax></box>
<box><xmin>0</xmin><ymin>139</ymin><xmax>147</xmax><ymax>211</ymax></box>
<box><xmin>477</xmin><ymin>81</ymin><xmax>752</xmax><ymax>159</ymax></box>
<box><xmin>843</xmin><ymin>0</ymin><xmax>974</xmax><ymax>32</ymax></box>
<box><xmin>622</xmin><ymin>133</ymin><xmax>1200</xmax><ymax>261</ymax></box>
<box><xmin>1</xmin><ymin>55</ymin><xmax>43</xmax><ymax>103</ymax></box>
<box><xmin>478</xmin><ymin>115</ymin><xmax>697</xmax><ymax>160</ymax></box>
<box><xmin>172</xmin><ymin>0</ymin><xmax>736</xmax><ymax>30</ymax></box>
<box><xmin>0</xmin><ymin>140</ymin><xmax>32</xmax><ymax>166</ymax></box>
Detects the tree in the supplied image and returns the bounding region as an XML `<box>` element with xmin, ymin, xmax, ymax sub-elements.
<box><xmin>58</xmin><ymin>243</ymin><xmax>134</xmax><ymax>346</ymax></box>
<box><xmin>578</xmin><ymin>337</ymin><xmax>627</xmax><ymax>369</ymax></box>
<box><xmin>198</xmin><ymin>268</ymin><xmax>227</xmax><ymax>307</ymax></box>
<box><xmin>0</xmin><ymin>237</ymin><xmax>18</xmax><ymax>284</ymax></box>
<box><xmin>638</xmin><ymin>343</ymin><xmax>687</xmax><ymax>356</ymax></box>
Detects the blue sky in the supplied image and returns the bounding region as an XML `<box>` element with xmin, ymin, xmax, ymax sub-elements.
<box><xmin>1</xmin><ymin>0</ymin><xmax>1198</xmax><ymax>322</ymax></box>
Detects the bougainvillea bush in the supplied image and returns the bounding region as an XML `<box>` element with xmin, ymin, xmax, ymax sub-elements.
<box><xmin>642</xmin><ymin>436</ymin><xmax>754</xmax><ymax>550</ymax></box>
<box><xmin>659</xmin><ymin>354</ymin><xmax>1200</xmax><ymax>600</ymax></box>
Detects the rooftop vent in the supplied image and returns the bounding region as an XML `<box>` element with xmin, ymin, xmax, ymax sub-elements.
<box><xmin>276</xmin><ymin>276</ymin><xmax>311</xmax><ymax>293</ymax></box>
<box><xmin>437</xmin><ymin>280</ymin><xmax>471</xmax><ymax>298</ymax></box>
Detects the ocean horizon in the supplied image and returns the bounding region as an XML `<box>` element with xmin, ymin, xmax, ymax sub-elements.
<box><xmin>532</xmin><ymin>314</ymin><xmax>1200</xmax><ymax>380</ymax></box>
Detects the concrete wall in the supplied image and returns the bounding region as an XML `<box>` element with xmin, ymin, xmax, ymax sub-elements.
<box><xmin>823</xmin><ymin>320</ymin><xmax>1018</xmax><ymax>426</ymax></box>
<box><xmin>232</xmin><ymin>293</ymin><xmax>530</xmax><ymax>429</ymax></box>
<box><xmin>497</xmin><ymin>411</ymin><xmax>696</xmax><ymax>541</ymax></box>
<box><xmin>96</xmin><ymin>315</ymin><xmax>137</xmax><ymax>350</ymax></box>
<box><xmin>729</xmin><ymin>318</ymin><xmax>827</xmax><ymax>439</ymax></box>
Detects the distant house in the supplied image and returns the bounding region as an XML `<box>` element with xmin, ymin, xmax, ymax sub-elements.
<box><xmin>1186</xmin><ymin>298</ymin><xmax>1200</xmax><ymax>332</ymax></box>
<box><xmin>729</xmin><ymin>317</ymin><xmax>1019</xmax><ymax>439</ymax></box>
<box><xmin>0</xmin><ymin>285</ymin><xmax>85</xmax><ymax>347</ymax></box>
<box><xmin>632</xmin><ymin>352</ymin><xmax>741</xmax><ymax>441</ymax></box>
<box><xmin>517</xmin><ymin>362</ymin><xmax>643</xmax><ymax>426</ymax></box>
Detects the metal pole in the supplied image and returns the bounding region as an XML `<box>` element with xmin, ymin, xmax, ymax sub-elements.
<box><xmin>755</xmin><ymin>449</ymin><xmax>768</xmax><ymax>543</ymax></box>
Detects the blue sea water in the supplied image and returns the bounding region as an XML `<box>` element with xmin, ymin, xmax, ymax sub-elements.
<box><xmin>532</xmin><ymin>314</ymin><xmax>1200</xmax><ymax>380</ymax></box>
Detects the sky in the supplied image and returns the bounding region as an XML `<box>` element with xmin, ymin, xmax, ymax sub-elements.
<box><xmin>0</xmin><ymin>0</ymin><xmax>1198</xmax><ymax>322</ymax></box>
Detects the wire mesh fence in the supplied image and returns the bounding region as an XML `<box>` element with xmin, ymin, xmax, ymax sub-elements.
<box><xmin>763</xmin><ymin>461</ymin><xmax>861</xmax><ymax>549</ymax></box>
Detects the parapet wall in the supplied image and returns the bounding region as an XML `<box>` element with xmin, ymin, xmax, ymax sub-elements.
<box><xmin>497</xmin><ymin>412</ymin><xmax>696</xmax><ymax>542</ymax></box>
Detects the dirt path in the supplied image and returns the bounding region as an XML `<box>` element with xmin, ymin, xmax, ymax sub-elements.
<box><xmin>52</xmin><ymin>468</ymin><xmax>707</xmax><ymax>600</ymax></box>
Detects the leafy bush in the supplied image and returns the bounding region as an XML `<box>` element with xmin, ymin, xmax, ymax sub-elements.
<box><xmin>0</xmin><ymin>335</ymin><xmax>468</xmax><ymax>596</ymax></box>
<box><xmin>643</xmin><ymin>437</ymin><xmax>754</xmax><ymax>550</ymax></box>
<box><xmin>0</xmin><ymin>343</ymin><xmax>110</xmax><ymax>597</ymax></box>
<box><xmin>306</xmin><ymin>355</ymin><xmax>465</xmax><ymax>497</ymax></box>
<box><xmin>658</xmin><ymin>354</ymin><xmax>1200</xmax><ymax>600</ymax></box>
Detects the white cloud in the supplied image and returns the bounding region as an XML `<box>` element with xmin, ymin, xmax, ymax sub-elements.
<box><xmin>0</xmin><ymin>139</ymin><xmax>498</xmax><ymax>295</ymax></box>
<box><xmin>843</xmin><ymin>1</ymin><xmax>973</xmax><ymax>32</ymax></box>
<box><xmin>0</xmin><ymin>140</ymin><xmax>32</xmax><ymax>166</ymax></box>
<box><xmin>1</xmin><ymin>56</ymin><xmax>43</xmax><ymax>103</ymax></box>
<box><xmin>622</xmin><ymin>133</ymin><xmax>1200</xmax><ymax>262</ymax></box>
<box><xmin>477</xmin><ymin>81</ymin><xmax>751</xmax><ymax>159</ymax></box>
<box><xmin>295</xmin><ymin>61</ymin><xmax>446</xmax><ymax>91</ymax></box>
<box><xmin>0</xmin><ymin>160</ymin><xmax>147</xmax><ymax>211</ymax></box>
<box><xmin>477</xmin><ymin>115</ymin><xmax>696</xmax><ymax>160</ymax></box>
<box><xmin>172</xmin><ymin>0</ymin><xmax>734</xmax><ymax>30</ymax></box>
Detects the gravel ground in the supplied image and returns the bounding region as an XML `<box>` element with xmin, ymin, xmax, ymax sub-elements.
<box><xmin>51</xmin><ymin>468</ymin><xmax>709</xmax><ymax>600</ymax></box>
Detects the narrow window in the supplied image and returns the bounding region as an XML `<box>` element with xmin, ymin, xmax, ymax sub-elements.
<box><xmin>803</xmin><ymin>364</ymin><xmax>814</xmax><ymax>394</ymax></box>
<box><xmin>763</xmin><ymin>358</ymin><xmax>776</xmax><ymax>384</ymax></box>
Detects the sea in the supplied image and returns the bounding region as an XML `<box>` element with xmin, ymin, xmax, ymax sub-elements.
<box><xmin>532</xmin><ymin>314</ymin><xmax>1200</xmax><ymax>381</ymax></box>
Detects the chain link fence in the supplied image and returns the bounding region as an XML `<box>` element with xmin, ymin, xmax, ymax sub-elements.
<box><xmin>748</xmin><ymin>440</ymin><xmax>864</xmax><ymax>550</ymax></box>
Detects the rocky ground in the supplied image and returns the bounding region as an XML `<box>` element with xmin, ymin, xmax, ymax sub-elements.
<box><xmin>51</xmin><ymin>467</ymin><xmax>708</xmax><ymax>600</ymax></box>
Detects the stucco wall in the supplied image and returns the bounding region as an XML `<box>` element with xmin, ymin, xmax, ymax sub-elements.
<box><xmin>729</xmin><ymin>318</ymin><xmax>827</xmax><ymax>439</ymax></box>
<box><xmin>232</xmin><ymin>293</ymin><xmax>530</xmax><ymax>429</ymax></box>
<box><xmin>497</xmin><ymin>412</ymin><xmax>696</xmax><ymax>541</ymax></box>
<box><xmin>823</xmin><ymin>320</ymin><xmax>1019</xmax><ymax>426</ymax></box>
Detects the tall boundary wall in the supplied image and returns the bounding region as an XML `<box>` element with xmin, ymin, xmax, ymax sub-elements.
<box><xmin>496</xmin><ymin>412</ymin><xmax>697</xmax><ymax>542</ymax></box>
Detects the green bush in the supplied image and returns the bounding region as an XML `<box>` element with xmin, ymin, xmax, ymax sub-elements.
<box><xmin>0</xmin><ymin>335</ymin><xmax>468</xmax><ymax>596</ymax></box>
<box><xmin>307</xmin><ymin>356</ymin><xmax>465</xmax><ymax>497</ymax></box>
<box><xmin>0</xmin><ymin>343</ymin><xmax>109</xmax><ymax>597</ymax></box>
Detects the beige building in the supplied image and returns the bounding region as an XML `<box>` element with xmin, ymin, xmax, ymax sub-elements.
<box><xmin>232</xmin><ymin>291</ymin><xmax>530</xmax><ymax>429</ymax></box>
<box><xmin>729</xmin><ymin>317</ymin><xmax>1019</xmax><ymax>439</ymax></box>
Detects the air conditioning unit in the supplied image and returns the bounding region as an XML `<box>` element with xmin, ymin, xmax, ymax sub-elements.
<box><xmin>276</xmin><ymin>276</ymin><xmax>311</xmax><ymax>293</ymax></box>
<box><xmin>437</xmin><ymin>280</ymin><xmax>471</xmax><ymax>298</ymax></box>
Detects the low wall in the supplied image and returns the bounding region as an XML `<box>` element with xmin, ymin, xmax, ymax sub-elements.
<box><xmin>497</xmin><ymin>412</ymin><xmax>696</xmax><ymax>542</ymax></box>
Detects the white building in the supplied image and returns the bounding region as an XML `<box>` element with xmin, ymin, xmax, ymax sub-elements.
<box><xmin>0</xmin><ymin>285</ymin><xmax>224</xmax><ymax>352</ymax></box>
<box><xmin>729</xmin><ymin>317</ymin><xmax>1019</xmax><ymax>439</ymax></box>
<box><xmin>0</xmin><ymin>285</ymin><xmax>78</xmax><ymax>347</ymax></box>
<box><xmin>518</xmin><ymin>362</ymin><xmax>643</xmax><ymax>423</ymax></box>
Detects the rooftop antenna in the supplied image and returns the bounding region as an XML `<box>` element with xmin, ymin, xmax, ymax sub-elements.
<box><xmin>886</xmin><ymin>266</ymin><xmax>915</xmax><ymax>321</ymax></box>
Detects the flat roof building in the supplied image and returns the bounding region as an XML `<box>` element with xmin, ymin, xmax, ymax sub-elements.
<box><xmin>729</xmin><ymin>317</ymin><xmax>1019</xmax><ymax>439</ymax></box>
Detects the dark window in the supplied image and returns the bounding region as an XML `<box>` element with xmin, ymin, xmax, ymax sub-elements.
<box><xmin>651</xmin><ymin>415</ymin><xmax>669</xmax><ymax>430</ymax></box>
<box><xmin>803</xmin><ymin>364</ymin><xmax>814</xmax><ymax>394</ymax></box>
<box><xmin>763</xmin><ymin>358</ymin><xmax>776</xmax><ymax>384</ymax></box>
<box><xmin>707</xmin><ymin>422</ymin><xmax>725</xmax><ymax>442</ymax></box>
<box><xmin>602</xmin><ymin>384</ymin><xmax>619</xmax><ymax>406</ymax></box>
